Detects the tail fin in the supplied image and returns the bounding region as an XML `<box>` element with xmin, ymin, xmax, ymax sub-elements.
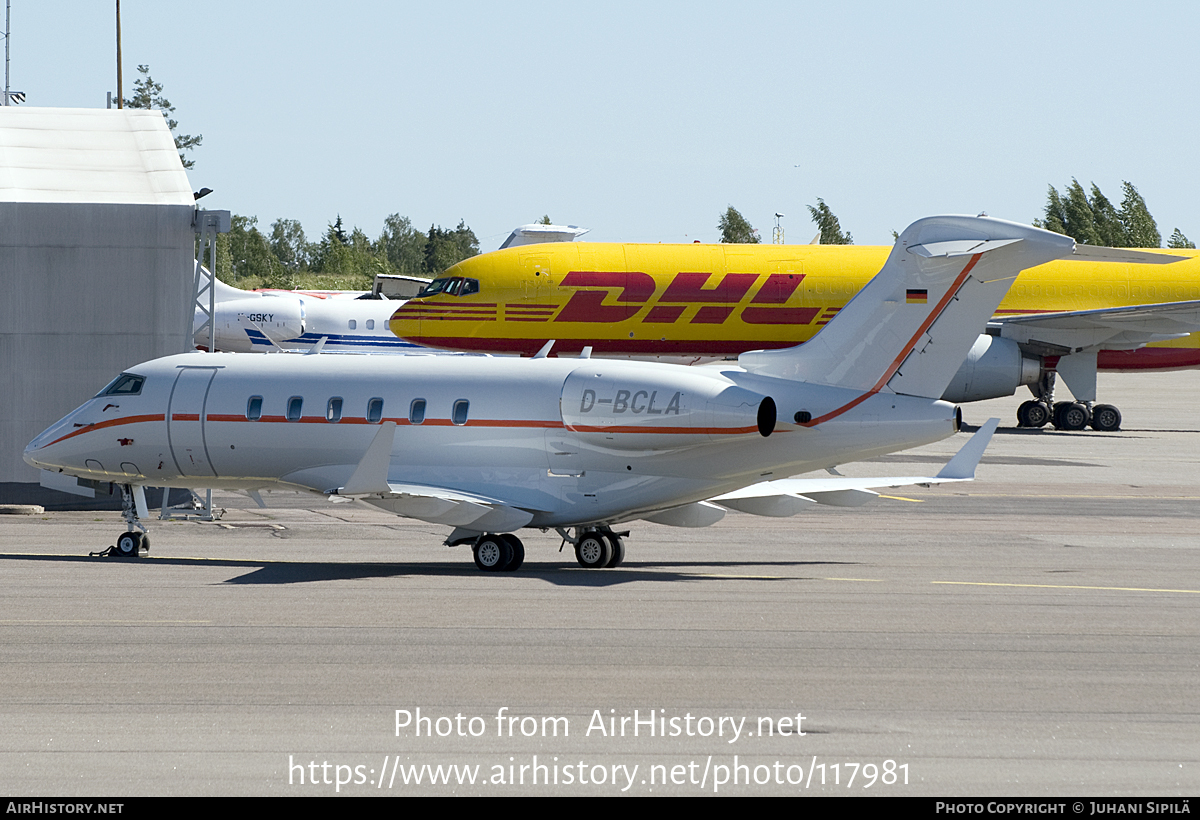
<box><xmin>739</xmin><ymin>215</ymin><xmax>1075</xmax><ymax>398</ymax></box>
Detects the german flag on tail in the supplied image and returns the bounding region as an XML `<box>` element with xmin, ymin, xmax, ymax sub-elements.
<box><xmin>906</xmin><ymin>289</ymin><xmax>928</xmax><ymax>304</ymax></box>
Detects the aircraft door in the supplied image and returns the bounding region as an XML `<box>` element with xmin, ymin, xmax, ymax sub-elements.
<box><xmin>520</xmin><ymin>254</ymin><xmax>552</xmax><ymax>303</ymax></box>
<box><xmin>167</xmin><ymin>367</ymin><xmax>219</xmax><ymax>478</ymax></box>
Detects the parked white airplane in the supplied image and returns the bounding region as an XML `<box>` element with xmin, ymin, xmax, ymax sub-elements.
<box><xmin>198</xmin><ymin>224</ymin><xmax>589</xmax><ymax>353</ymax></box>
<box><xmin>195</xmin><ymin>276</ymin><xmax>424</xmax><ymax>353</ymax></box>
<box><xmin>29</xmin><ymin>215</ymin><xmax>1074</xmax><ymax>571</ymax></box>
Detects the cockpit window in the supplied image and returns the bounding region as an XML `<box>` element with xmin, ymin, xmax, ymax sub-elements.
<box><xmin>415</xmin><ymin>277</ymin><xmax>480</xmax><ymax>298</ymax></box>
<box><xmin>416</xmin><ymin>278</ymin><xmax>455</xmax><ymax>298</ymax></box>
<box><xmin>96</xmin><ymin>373</ymin><xmax>145</xmax><ymax>397</ymax></box>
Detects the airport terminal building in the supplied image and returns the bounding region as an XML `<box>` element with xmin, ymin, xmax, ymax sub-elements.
<box><xmin>0</xmin><ymin>107</ymin><xmax>196</xmax><ymax>507</ymax></box>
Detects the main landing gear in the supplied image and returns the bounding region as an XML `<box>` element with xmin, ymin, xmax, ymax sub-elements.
<box><xmin>557</xmin><ymin>526</ymin><xmax>626</xmax><ymax>569</ymax></box>
<box><xmin>454</xmin><ymin>526</ymin><xmax>627</xmax><ymax>573</ymax></box>
<box><xmin>471</xmin><ymin>533</ymin><xmax>525</xmax><ymax>572</ymax></box>
<box><xmin>1015</xmin><ymin>373</ymin><xmax>1122</xmax><ymax>432</ymax></box>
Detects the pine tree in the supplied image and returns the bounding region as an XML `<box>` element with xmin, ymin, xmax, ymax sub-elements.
<box><xmin>718</xmin><ymin>206</ymin><xmax>761</xmax><ymax>243</ymax></box>
<box><xmin>1118</xmin><ymin>182</ymin><xmax>1161</xmax><ymax>248</ymax></box>
<box><xmin>124</xmin><ymin>65</ymin><xmax>202</xmax><ymax>169</ymax></box>
<box><xmin>806</xmin><ymin>199</ymin><xmax>852</xmax><ymax>244</ymax></box>
<box><xmin>1167</xmin><ymin>228</ymin><xmax>1196</xmax><ymax>250</ymax></box>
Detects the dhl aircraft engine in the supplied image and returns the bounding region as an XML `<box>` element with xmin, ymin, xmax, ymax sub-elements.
<box><xmin>199</xmin><ymin>296</ymin><xmax>306</xmax><ymax>349</ymax></box>
<box><xmin>559</xmin><ymin>364</ymin><xmax>775</xmax><ymax>451</ymax></box>
<box><xmin>941</xmin><ymin>335</ymin><xmax>1043</xmax><ymax>403</ymax></box>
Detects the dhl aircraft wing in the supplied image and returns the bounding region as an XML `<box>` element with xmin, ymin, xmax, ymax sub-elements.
<box><xmin>993</xmin><ymin>299</ymin><xmax>1200</xmax><ymax>354</ymax></box>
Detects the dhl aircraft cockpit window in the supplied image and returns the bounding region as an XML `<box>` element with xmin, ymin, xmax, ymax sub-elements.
<box><xmin>415</xmin><ymin>277</ymin><xmax>480</xmax><ymax>298</ymax></box>
<box><xmin>95</xmin><ymin>373</ymin><xmax>145</xmax><ymax>398</ymax></box>
<box><xmin>416</xmin><ymin>277</ymin><xmax>456</xmax><ymax>298</ymax></box>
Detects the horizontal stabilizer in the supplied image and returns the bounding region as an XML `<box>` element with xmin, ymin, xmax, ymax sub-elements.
<box><xmin>1068</xmin><ymin>245</ymin><xmax>1189</xmax><ymax>265</ymax></box>
<box><xmin>709</xmin><ymin>418</ymin><xmax>999</xmax><ymax>518</ymax></box>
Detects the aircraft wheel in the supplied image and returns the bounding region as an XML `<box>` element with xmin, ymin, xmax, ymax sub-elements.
<box><xmin>1054</xmin><ymin>402</ymin><xmax>1090</xmax><ymax>431</ymax></box>
<box><xmin>574</xmin><ymin>532</ymin><xmax>612</xmax><ymax>569</ymax></box>
<box><xmin>1017</xmin><ymin>400</ymin><xmax>1050</xmax><ymax>428</ymax></box>
<box><xmin>1090</xmin><ymin>404</ymin><xmax>1122</xmax><ymax>432</ymax></box>
<box><xmin>500</xmin><ymin>534</ymin><xmax>525</xmax><ymax>572</ymax></box>
<box><xmin>604</xmin><ymin>535</ymin><xmax>625</xmax><ymax>568</ymax></box>
<box><xmin>115</xmin><ymin>532</ymin><xmax>142</xmax><ymax>558</ymax></box>
<box><xmin>473</xmin><ymin>536</ymin><xmax>513</xmax><ymax>572</ymax></box>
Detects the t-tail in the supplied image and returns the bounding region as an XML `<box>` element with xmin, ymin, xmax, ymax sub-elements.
<box><xmin>739</xmin><ymin>215</ymin><xmax>1076</xmax><ymax>399</ymax></box>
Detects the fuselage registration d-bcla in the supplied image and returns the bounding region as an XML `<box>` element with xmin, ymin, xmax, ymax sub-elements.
<box><xmin>28</xmin><ymin>216</ymin><xmax>1072</xmax><ymax>572</ymax></box>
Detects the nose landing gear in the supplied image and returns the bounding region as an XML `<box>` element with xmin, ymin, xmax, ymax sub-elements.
<box><xmin>96</xmin><ymin>484</ymin><xmax>149</xmax><ymax>558</ymax></box>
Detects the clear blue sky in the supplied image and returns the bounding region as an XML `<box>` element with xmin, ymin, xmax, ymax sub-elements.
<box><xmin>14</xmin><ymin>1</ymin><xmax>1199</xmax><ymax>246</ymax></box>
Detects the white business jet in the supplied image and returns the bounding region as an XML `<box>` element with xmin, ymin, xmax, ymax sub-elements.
<box><xmin>27</xmin><ymin>216</ymin><xmax>1075</xmax><ymax>571</ymax></box>
<box><xmin>197</xmin><ymin>276</ymin><xmax>424</xmax><ymax>353</ymax></box>
<box><xmin>199</xmin><ymin>223</ymin><xmax>588</xmax><ymax>353</ymax></box>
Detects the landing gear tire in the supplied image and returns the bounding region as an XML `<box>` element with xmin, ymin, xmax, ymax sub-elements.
<box><xmin>500</xmin><ymin>534</ymin><xmax>525</xmax><ymax>572</ymax></box>
<box><xmin>575</xmin><ymin>532</ymin><xmax>612</xmax><ymax>569</ymax></box>
<box><xmin>1090</xmin><ymin>404</ymin><xmax>1122</xmax><ymax>432</ymax></box>
<box><xmin>115</xmin><ymin>531</ymin><xmax>142</xmax><ymax>557</ymax></box>
<box><xmin>1017</xmin><ymin>400</ymin><xmax>1051</xmax><ymax>428</ymax></box>
<box><xmin>473</xmin><ymin>536</ymin><xmax>513</xmax><ymax>572</ymax></box>
<box><xmin>1054</xmin><ymin>402</ymin><xmax>1090</xmax><ymax>431</ymax></box>
<box><xmin>604</xmin><ymin>534</ymin><xmax>625</xmax><ymax>568</ymax></box>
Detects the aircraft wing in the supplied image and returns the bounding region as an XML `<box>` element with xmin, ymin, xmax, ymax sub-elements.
<box><xmin>644</xmin><ymin>419</ymin><xmax>998</xmax><ymax>525</ymax></box>
<box><xmin>367</xmin><ymin>482</ymin><xmax>539</xmax><ymax>533</ymax></box>
<box><xmin>994</xmin><ymin>299</ymin><xmax>1200</xmax><ymax>354</ymax></box>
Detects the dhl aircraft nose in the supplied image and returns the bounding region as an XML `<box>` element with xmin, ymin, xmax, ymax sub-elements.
<box><xmin>388</xmin><ymin>302</ymin><xmax>420</xmax><ymax>339</ymax></box>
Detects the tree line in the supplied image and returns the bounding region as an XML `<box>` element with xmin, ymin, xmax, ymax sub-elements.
<box><xmin>215</xmin><ymin>214</ymin><xmax>480</xmax><ymax>290</ymax></box>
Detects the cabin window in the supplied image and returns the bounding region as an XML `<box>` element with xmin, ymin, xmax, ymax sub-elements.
<box><xmin>287</xmin><ymin>396</ymin><xmax>303</xmax><ymax>422</ymax></box>
<box><xmin>246</xmin><ymin>396</ymin><xmax>263</xmax><ymax>421</ymax></box>
<box><xmin>326</xmin><ymin>397</ymin><xmax>343</xmax><ymax>423</ymax></box>
<box><xmin>452</xmin><ymin>399</ymin><xmax>470</xmax><ymax>426</ymax></box>
<box><xmin>96</xmin><ymin>373</ymin><xmax>145</xmax><ymax>397</ymax></box>
<box><xmin>348</xmin><ymin>319</ymin><xmax>357</xmax><ymax>330</ymax></box>
<box><xmin>366</xmin><ymin>397</ymin><xmax>384</xmax><ymax>424</ymax></box>
<box><xmin>409</xmin><ymin>398</ymin><xmax>426</xmax><ymax>424</ymax></box>
<box><xmin>366</xmin><ymin>319</ymin><xmax>375</xmax><ymax>330</ymax></box>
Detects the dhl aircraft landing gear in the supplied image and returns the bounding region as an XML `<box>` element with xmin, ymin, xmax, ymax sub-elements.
<box><xmin>557</xmin><ymin>526</ymin><xmax>626</xmax><ymax>569</ymax></box>
<box><xmin>1016</xmin><ymin>371</ymin><xmax>1122</xmax><ymax>432</ymax></box>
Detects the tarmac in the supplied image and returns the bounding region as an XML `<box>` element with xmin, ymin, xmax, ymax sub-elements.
<box><xmin>2</xmin><ymin>371</ymin><xmax>1198</xmax><ymax>796</ymax></box>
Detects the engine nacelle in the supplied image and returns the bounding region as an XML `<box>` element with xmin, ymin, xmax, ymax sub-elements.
<box><xmin>195</xmin><ymin>297</ymin><xmax>307</xmax><ymax>351</ymax></box>
<box><xmin>942</xmin><ymin>334</ymin><xmax>1041</xmax><ymax>403</ymax></box>
<box><xmin>561</xmin><ymin>363</ymin><xmax>775</xmax><ymax>451</ymax></box>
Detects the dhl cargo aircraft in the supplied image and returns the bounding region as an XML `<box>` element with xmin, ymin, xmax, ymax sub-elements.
<box><xmin>388</xmin><ymin>238</ymin><xmax>1200</xmax><ymax>431</ymax></box>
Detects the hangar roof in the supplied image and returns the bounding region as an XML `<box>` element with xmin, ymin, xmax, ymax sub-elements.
<box><xmin>0</xmin><ymin>107</ymin><xmax>193</xmax><ymax>206</ymax></box>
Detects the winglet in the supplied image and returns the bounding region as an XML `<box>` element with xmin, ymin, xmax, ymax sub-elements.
<box><xmin>935</xmin><ymin>417</ymin><xmax>999</xmax><ymax>481</ymax></box>
<box><xmin>340</xmin><ymin>421</ymin><xmax>397</xmax><ymax>495</ymax></box>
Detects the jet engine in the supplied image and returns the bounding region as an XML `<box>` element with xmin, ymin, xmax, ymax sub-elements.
<box><xmin>560</xmin><ymin>364</ymin><xmax>775</xmax><ymax>451</ymax></box>
<box><xmin>196</xmin><ymin>296</ymin><xmax>307</xmax><ymax>352</ymax></box>
<box><xmin>941</xmin><ymin>334</ymin><xmax>1041</xmax><ymax>403</ymax></box>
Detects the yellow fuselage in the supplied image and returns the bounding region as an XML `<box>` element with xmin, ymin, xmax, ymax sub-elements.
<box><xmin>389</xmin><ymin>243</ymin><xmax>1200</xmax><ymax>370</ymax></box>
